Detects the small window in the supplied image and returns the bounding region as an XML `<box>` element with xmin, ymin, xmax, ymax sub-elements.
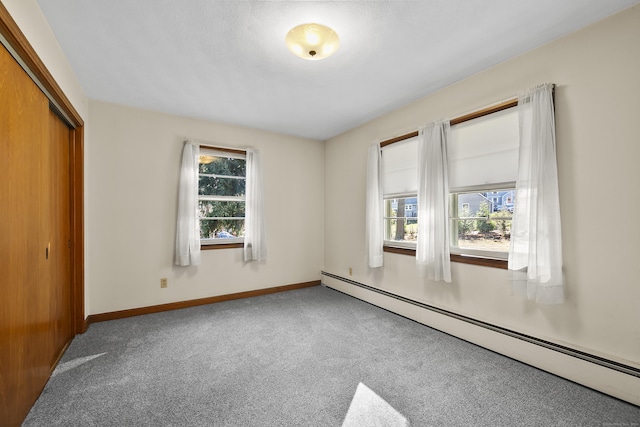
<box><xmin>198</xmin><ymin>148</ymin><xmax>246</xmax><ymax>245</ymax></box>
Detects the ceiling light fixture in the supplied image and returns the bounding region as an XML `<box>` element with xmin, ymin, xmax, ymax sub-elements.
<box><xmin>285</xmin><ymin>23</ymin><xmax>340</xmax><ymax>60</ymax></box>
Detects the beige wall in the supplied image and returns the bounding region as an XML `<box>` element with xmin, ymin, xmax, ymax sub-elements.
<box><xmin>324</xmin><ymin>5</ymin><xmax>640</xmax><ymax>402</ymax></box>
<box><xmin>87</xmin><ymin>101</ymin><xmax>324</xmax><ymax>314</ymax></box>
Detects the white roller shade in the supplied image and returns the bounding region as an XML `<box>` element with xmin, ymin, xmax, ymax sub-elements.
<box><xmin>381</xmin><ymin>136</ymin><xmax>418</xmax><ymax>197</ymax></box>
<box><xmin>448</xmin><ymin>107</ymin><xmax>519</xmax><ymax>191</ymax></box>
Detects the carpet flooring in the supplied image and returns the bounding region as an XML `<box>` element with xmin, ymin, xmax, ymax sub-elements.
<box><xmin>22</xmin><ymin>285</ymin><xmax>640</xmax><ymax>426</ymax></box>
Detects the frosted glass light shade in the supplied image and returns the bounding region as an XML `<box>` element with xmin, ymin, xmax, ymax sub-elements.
<box><xmin>285</xmin><ymin>23</ymin><xmax>340</xmax><ymax>60</ymax></box>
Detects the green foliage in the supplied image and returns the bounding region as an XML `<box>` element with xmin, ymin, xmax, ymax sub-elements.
<box><xmin>199</xmin><ymin>157</ymin><xmax>246</xmax><ymax>197</ymax></box>
<box><xmin>489</xmin><ymin>210</ymin><xmax>512</xmax><ymax>236</ymax></box>
<box><xmin>457</xmin><ymin>206</ymin><xmax>475</xmax><ymax>238</ymax></box>
<box><xmin>198</xmin><ymin>156</ymin><xmax>246</xmax><ymax>239</ymax></box>
<box><xmin>199</xmin><ymin>156</ymin><xmax>245</xmax><ymax>176</ymax></box>
<box><xmin>477</xmin><ymin>202</ymin><xmax>495</xmax><ymax>234</ymax></box>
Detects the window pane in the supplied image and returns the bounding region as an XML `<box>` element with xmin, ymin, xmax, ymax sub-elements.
<box><xmin>199</xmin><ymin>156</ymin><xmax>246</xmax><ymax>177</ymax></box>
<box><xmin>455</xmin><ymin>219</ymin><xmax>511</xmax><ymax>252</ymax></box>
<box><xmin>199</xmin><ymin>200</ymin><xmax>245</xmax><ymax>218</ymax></box>
<box><xmin>384</xmin><ymin>197</ymin><xmax>418</xmax><ymax>242</ymax></box>
<box><xmin>385</xmin><ymin>218</ymin><xmax>418</xmax><ymax>242</ymax></box>
<box><xmin>200</xmin><ymin>219</ymin><xmax>245</xmax><ymax>239</ymax></box>
<box><xmin>452</xmin><ymin>190</ymin><xmax>515</xmax><ymax>253</ymax></box>
<box><xmin>199</xmin><ymin>176</ymin><xmax>246</xmax><ymax>197</ymax></box>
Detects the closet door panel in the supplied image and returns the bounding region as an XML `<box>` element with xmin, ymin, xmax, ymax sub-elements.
<box><xmin>48</xmin><ymin>108</ymin><xmax>72</xmax><ymax>364</ymax></box>
<box><xmin>1</xmin><ymin>43</ymin><xmax>52</xmax><ymax>427</ymax></box>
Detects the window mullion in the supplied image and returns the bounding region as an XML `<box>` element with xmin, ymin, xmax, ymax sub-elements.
<box><xmin>198</xmin><ymin>173</ymin><xmax>245</xmax><ymax>180</ymax></box>
<box><xmin>198</xmin><ymin>195</ymin><xmax>245</xmax><ymax>202</ymax></box>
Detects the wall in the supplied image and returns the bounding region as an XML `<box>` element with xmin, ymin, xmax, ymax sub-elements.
<box><xmin>87</xmin><ymin>101</ymin><xmax>324</xmax><ymax>314</ymax></box>
<box><xmin>323</xmin><ymin>5</ymin><xmax>640</xmax><ymax>403</ymax></box>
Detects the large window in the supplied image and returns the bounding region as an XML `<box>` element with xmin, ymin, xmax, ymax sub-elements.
<box><xmin>448</xmin><ymin>106</ymin><xmax>519</xmax><ymax>259</ymax></box>
<box><xmin>198</xmin><ymin>147</ymin><xmax>246</xmax><ymax>245</ymax></box>
<box><xmin>380</xmin><ymin>103</ymin><xmax>520</xmax><ymax>264</ymax></box>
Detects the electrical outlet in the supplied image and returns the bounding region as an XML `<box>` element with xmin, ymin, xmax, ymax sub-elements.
<box><xmin>349</xmin><ymin>267</ymin><xmax>353</xmax><ymax>276</ymax></box>
<box><xmin>160</xmin><ymin>278</ymin><xmax>168</xmax><ymax>288</ymax></box>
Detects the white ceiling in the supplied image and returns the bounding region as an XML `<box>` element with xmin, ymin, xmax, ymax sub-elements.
<box><xmin>37</xmin><ymin>0</ymin><xmax>638</xmax><ymax>141</ymax></box>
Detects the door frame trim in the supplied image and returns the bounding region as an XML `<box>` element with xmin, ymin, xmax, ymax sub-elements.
<box><xmin>1</xmin><ymin>3</ymin><xmax>85</xmax><ymax>334</ymax></box>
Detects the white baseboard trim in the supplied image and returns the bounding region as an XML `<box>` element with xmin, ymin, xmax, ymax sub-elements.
<box><xmin>321</xmin><ymin>272</ymin><xmax>640</xmax><ymax>406</ymax></box>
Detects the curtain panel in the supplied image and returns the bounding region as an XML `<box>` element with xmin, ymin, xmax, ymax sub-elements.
<box><xmin>175</xmin><ymin>141</ymin><xmax>201</xmax><ymax>266</ymax></box>
<box><xmin>416</xmin><ymin>121</ymin><xmax>452</xmax><ymax>282</ymax></box>
<box><xmin>509</xmin><ymin>83</ymin><xmax>564</xmax><ymax>304</ymax></box>
<box><xmin>366</xmin><ymin>141</ymin><xmax>384</xmax><ymax>268</ymax></box>
<box><xmin>244</xmin><ymin>148</ymin><xmax>267</xmax><ymax>262</ymax></box>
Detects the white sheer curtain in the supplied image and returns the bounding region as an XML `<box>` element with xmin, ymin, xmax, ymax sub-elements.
<box><xmin>244</xmin><ymin>148</ymin><xmax>267</xmax><ymax>262</ymax></box>
<box><xmin>366</xmin><ymin>141</ymin><xmax>384</xmax><ymax>268</ymax></box>
<box><xmin>509</xmin><ymin>83</ymin><xmax>564</xmax><ymax>304</ymax></box>
<box><xmin>175</xmin><ymin>141</ymin><xmax>201</xmax><ymax>266</ymax></box>
<box><xmin>416</xmin><ymin>121</ymin><xmax>451</xmax><ymax>282</ymax></box>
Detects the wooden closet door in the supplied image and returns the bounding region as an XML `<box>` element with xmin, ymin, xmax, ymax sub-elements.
<box><xmin>48</xmin><ymin>109</ymin><xmax>73</xmax><ymax>366</ymax></box>
<box><xmin>0</xmin><ymin>43</ymin><xmax>73</xmax><ymax>426</ymax></box>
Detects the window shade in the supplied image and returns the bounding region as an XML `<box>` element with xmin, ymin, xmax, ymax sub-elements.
<box><xmin>381</xmin><ymin>136</ymin><xmax>418</xmax><ymax>197</ymax></box>
<box><xmin>448</xmin><ymin>107</ymin><xmax>519</xmax><ymax>191</ymax></box>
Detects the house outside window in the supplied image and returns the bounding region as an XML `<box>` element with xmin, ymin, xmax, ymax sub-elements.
<box><xmin>198</xmin><ymin>147</ymin><xmax>246</xmax><ymax>245</ymax></box>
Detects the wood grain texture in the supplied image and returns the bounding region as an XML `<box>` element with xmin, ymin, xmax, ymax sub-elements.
<box><xmin>449</xmin><ymin>99</ymin><xmax>517</xmax><ymax>126</ymax></box>
<box><xmin>48</xmin><ymin>109</ymin><xmax>73</xmax><ymax>366</ymax></box>
<box><xmin>1</xmin><ymin>2</ymin><xmax>85</xmax><ymax>336</ymax></box>
<box><xmin>69</xmin><ymin>127</ymin><xmax>85</xmax><ymax>334</ymax></box>
<box><xmin>0</xmin><ymin>45</ymin><xmax>76</xmax><ymax>427</ymax></box>
<box><xmin>0</xmin><ymin>42</ymin><xmax>51</xmax><ymax>427</ymax></box>
<box><xmin>383</xmin><ymin>246</ymin><xmax>508</xmax><ymax>269</ymax></box>
<box><xmin>201</xmin><ymin>242</ymin><xmax>244</xmax><ymax>250</ymax></box>
<box><xmin>1</xmin><ymin>5</ymin><xmax>86</xmax><ymax>424</ymax></box>
<box><xmin>1</xmin><ymin>0</ymin><xmax>85</xmax><ymax>333</ymax></box>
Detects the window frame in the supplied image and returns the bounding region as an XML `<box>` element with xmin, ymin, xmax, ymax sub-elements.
<box><xmin>383</xmin><ymin>196</ymin><xmax>419</xmax><ymax>248</ymax></box>
<box><xmin>449</xmin><ymin>185</ymin><xmax>516</xmax><ymax>262</ymax></box>
<box><xmin>197</xmin><ymin>145</ymin><xmax>247</xmax><ymax>249</ymax></box>
<box><xmin>379</xmin><ymin>98</ymin><xmax>519</xmax><ymax>269</ymax></box>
